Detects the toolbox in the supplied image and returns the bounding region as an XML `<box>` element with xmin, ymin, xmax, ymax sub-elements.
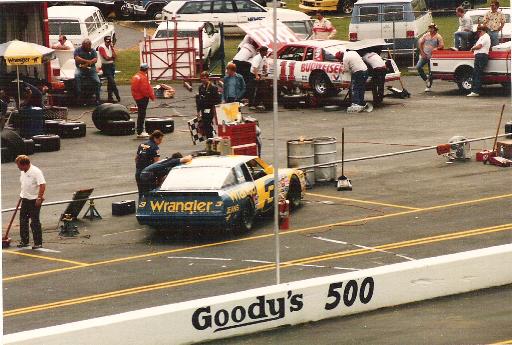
<box><xmin>232</xmin><ymin>143</ymin><xmax>258</xmax><ymax>156</ymax></box>
<box><xmin>217</xmin><ymin>122</ymin><xmax>257</xmax><ymax>147</ymax></box>
<box><xmin>487</xmin><ymin>156</ymin><xmax>512</xmax><ymax>167</ymax></box>
<box><xmin>496</xmin><ymin>140</ymin><xmax>512</xmax><ymax>159</ymax></box>
<box><xmin>112</xmin><ymin>200</ymin><xmax>136</xmax><ymax>216</ymax></box>
<box><xmin>476</xmin><ymin>150</ymin><xmax>496</xmax><ymax>162</ymax></box>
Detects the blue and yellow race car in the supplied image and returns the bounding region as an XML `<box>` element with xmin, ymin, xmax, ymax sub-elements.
<box><xmin>136</xmin><ymin>155</ymin><xmax>306</xmax><ymax>232</ymax></box>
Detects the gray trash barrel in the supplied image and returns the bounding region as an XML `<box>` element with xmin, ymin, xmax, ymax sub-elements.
<box><xmin>313</xmin><ymin>137</ymin><xmax>337</xmax><ymax>182</ymax></box>
<box><xmin>287</xmin><ymin>139</ymin><xmax>315</xmax><ymax>188</ymax></box>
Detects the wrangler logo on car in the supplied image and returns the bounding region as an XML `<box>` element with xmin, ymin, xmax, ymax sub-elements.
<box><xmin>228</xmin><ymin>187</ymin><xmax>257</xmax><ymax>202</ymax></box>
<box><xmin>149</xmin><ymin>200</ymin><xmax>221</xmax><ymax>214</ymax></box>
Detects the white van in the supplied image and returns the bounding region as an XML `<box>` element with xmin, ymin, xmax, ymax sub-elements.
<box><xmin>48</xmin><ymin>5</ymin><xmax>116</xmax><ymax>49</ymax></box>
<box><xmin>348</xmin><ymin>0</ymin><xmax>432</xmax><ymax>55</ymax></box>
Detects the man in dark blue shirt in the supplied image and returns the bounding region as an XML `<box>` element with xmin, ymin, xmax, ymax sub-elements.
<box><xmin>139</xmin><ymin>152</ymin><xmax>192</xmax><ymax>196</ymax></box>
<box><xmin>135</xmin><ymin>130</ymin><xmax>164</xmax><ymax>196</ymax></box>
<box><xmin>74</xmin><ymin>39</ymin><xmax>101</xmax><ymax>105</ymax></box>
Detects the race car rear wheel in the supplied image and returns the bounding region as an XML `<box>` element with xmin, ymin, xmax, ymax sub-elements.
<box><xmin>236</xmin><ymin>199</ymin><xmax>255</xmax><ymax>234</ymax></box>
<box><xmin>338</xmin><ymin>0</ymin><xmax>354</xmax><ymax>14</ymax></box>
<box><xmin>455</xmin><ymin>68</ymin><xmax>473</xmax><ymax>93</ymax></box>
<box><xmin>461</xmin><ymin>1</ymin><xmax>472</xmax><ymax>9</ymax></box>
<box><xmin>310</xmin><ymin>72</ymin><xmax>335</xmax><ymax>97</ymax></box>
<box><xmin>287</xmin><ymin>176</ymin><xmax>302</xmax><ymax>210</ymax></box>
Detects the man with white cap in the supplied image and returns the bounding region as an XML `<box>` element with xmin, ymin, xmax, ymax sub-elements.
<box><xmin>131</xmin><ymin>63</ymin><xmax>155</xmax><ymax>138</ymax></box>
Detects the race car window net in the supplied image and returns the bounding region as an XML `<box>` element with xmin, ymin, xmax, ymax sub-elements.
<box><xmin>160</xmin><ymin>167</ymin><xmax>236</xmax><ymax>190</ymax></box>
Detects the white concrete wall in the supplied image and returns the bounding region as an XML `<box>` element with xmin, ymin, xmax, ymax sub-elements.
<box><xmin>4</xmin><ymin>244</ymin><xmax>512</xmax><ymax>345</ymax></box>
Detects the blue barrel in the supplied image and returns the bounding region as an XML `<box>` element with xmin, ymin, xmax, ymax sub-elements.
<box><xmin>19</xmin><ymin>107</ymin><xmax>44</xmax><ymax>139</ymax></box>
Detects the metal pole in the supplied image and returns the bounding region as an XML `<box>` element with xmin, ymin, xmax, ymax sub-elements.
<box><xmin>272</xmin><ymin>0</ymin><xmax>280</xmax><ymax>285</ymax></box>
<box><xmin>16</xmin><ymin>66</ymin><xmax>21</xmax><ymax>110</ymax></box>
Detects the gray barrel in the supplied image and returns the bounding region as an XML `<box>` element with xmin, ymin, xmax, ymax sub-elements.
<box><xmin>287</xmin><ymin>139</ymin><xmax>315</xmax><ymax>187</ymax></box>
<box><xmin>313</xmin><ymin>137</ymin><xmax>337</xmax><ymax>182</ymax></box>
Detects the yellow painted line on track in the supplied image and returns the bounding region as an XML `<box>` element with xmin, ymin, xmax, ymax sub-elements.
<box><xmin>306</xmin><ymin>192</ymin><xmax>422</xmax><ymax>210</ymax></box>
<box><xmin>4</xmin><ymin>222</ymin><xmax>512</xmax><ymax>318</ymax></box>
<box><xmin>2</xmin><ymin>250</ymin><xmax>89</xmax><ymax>266</ymax></box>
<box><xmin>492</xmin><ymin>339</ymin><xmax>512</xmax><ymax>345</ymax></box>
<box><xmin>4</xmin><ymin>193</ymin><xmax>512</xmax><ymax>282</ymax></box>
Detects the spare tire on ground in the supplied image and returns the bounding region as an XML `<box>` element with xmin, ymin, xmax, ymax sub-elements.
<box><xmin>1</xmin><ymin>128</ymin><xmax>25</xmax><ymax>158</ymax></box>
<box><xmin>32</xmin><ymin>134</ymin><xmax>61</xmax><ymax>152</ymax></box>
<box><xmin>45</xmin><ymin>119</ymin><xmax>65</xmax><ymax>135</ymax></box>
<box><xmin>23</xmin><ymin>139</ymin><xmax>35</xmax><ymax>155</ymax></box>
<box><xmin>58</xmin><ymin>121</ymin><xmax>87</xmax><ymax>138</ymax></box>
<box><xmin>92</xmin><ymin>103</ymin><xmax>130</xmax><ymax>131</ymax></box>
<box><xmin>1</xmin><ymin>146</ymin><xmax>14</xmax><ymax>163</ymax></box>
<box><xmin>145</xmin><ymin>117</ymin><xmax>175</xmax><ymax>134</ymax></box>
<box><xmin>103</xmin><ymin>120</ymin><xmax>135</xmax><ymax>136</ymax></box>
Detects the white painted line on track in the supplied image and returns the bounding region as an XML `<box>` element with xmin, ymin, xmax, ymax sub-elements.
<box><xmin>167</xmin><ymin>256</ymin><xmax>233</xmax><ymax>261</ymax></box>
<box><xmin>102</xmin><ymin>228</ymin><xmax>145</xmax><ymax>237</ymax></box>
<box><xmin>313</xmin><ymin>236</ymin><xmax>415</xmax><ymax>261</ymax></box>
<box><xmin>242</xmin><ymin>259</ymin><xmax>359</xmax><ymax>271</ymax></box>
<box><xmin>33</xmin><ymin>248</ymin><xmax>61</xmax><ymax>253</ymax></box>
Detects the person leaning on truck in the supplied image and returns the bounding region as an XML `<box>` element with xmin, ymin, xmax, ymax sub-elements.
<box><xmin>312</xmin><ymin>11</ymin><xmax>337</xmax><ymax>40</ymax></box>
<box><xmin>467</xmin><ymin>25</ymin><xmax>491</xmax><ymax>97</ymax></box>
<box><xmin>74</xmin><ymin>39</ymin><xmax>101</xmax><ymax>105</ymax></box>
<box><xmin>454</xmin><ymin>6</ymin><xmax>473</xmax><ymax>51</ymax></box>
<box><xmin>51</xmin><ymin>35</ymin><xmax>74</xmax><ymax>50</ymax></box>
<box><xmin>483</xmin><ymin>0</ymin><xmax>506</xmax><ymax>47</ymax></box>
<box><xmin>416</xmin><ymin>23</ymin><xmax>444</xmax><ymax>93</ymax></box>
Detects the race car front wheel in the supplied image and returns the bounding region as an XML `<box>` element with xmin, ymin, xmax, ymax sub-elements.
<box><xmin>236</xmin><ymin>199</ymin><xmax>255</xmax><ymax>234</ymax></box>
<box><xmin>287</xmin><ymin>177</ymin><xmax>302</xmax><ymax>210</ymax></box>
<box><xmin>310</xmin><ymin>72</ymin><xmax>335</xmax><ymax>97</ymax></box>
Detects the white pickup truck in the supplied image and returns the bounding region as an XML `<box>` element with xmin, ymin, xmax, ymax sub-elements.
<box><xmin>429</xmin><ymin>42</ymin><xmax>511</xmax><ymax>92</ymax></box>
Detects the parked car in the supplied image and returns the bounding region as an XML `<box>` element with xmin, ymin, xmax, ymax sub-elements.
<box><xmin>48</xmin><ymin>5</ymin><xmax>116</xmax><ymax>49</ymax></box>
<box><xmin>136</xmin><ymin>155</ymin><xmax>306</xmax><ymax>232</ymax></box>
<box><xmin>123</xmin><ymin>0</ymin><xmax>171</xmax><ymax>19</ymax></box>
<box><xmin>267</xmin><ymin>38</ymin><xmax>401</xmax><ymax>98</ymax></box>
<box><xmin>48</xmin><ymin>1</ymin><xmax>131</xmax><ymax>18</ymax></box>
<box><xmin>424</xmin><ymin>0</ymin><xmax>486</xmax><ymax>10</ymax></box>
<box><xmin>153</xmin><ymin>21</ymin><xmax>221</xmax><ymax>66</ymax></box>
<box><xmin>299</xmin><ymin>0</ymin><xmax>355</xmax><ymax>15</ymax></box>
<box><xmin>161</xmin><ymin>0</ymin><xmax>310</xmax><ymax>35</ymax></box>
<box><xmin>348</xmin><ymin>0</ymin><xmax>433</xmax><ymax>56</ymax></box>
<box><xmin>466</xmin><ymin>7</ymin><xmax>511</xmax><ymax>43</ymax></box>
<box><xmin>429</xmin><ymin>41</ymin><xmax>511</xmax><ymax>92</ymax></box>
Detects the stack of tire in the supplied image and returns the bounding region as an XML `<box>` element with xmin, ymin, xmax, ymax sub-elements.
<box><xmin>92</xmin><ymin>103</ymin><xmax>134</xmax><ymax>136</ymax></box>
<box><xmin>1</xmin><ymin>129</ymin><xmax>54</xmax><ymax>163</ymax></box>
<box><xmin>44</xmin><ymin>119</ymin><xmax>87</xmax><ymax>138</ymax></box>
<box><xmin>145</xmin><ymin>117</ymin><xmax>175</xmax><ymax>134</ymax></box>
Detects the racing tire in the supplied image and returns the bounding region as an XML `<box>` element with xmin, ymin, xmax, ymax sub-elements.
<box><xmin>32</xmin><ymin>134</ymin><xmax>61</xmax><ymax>152</ymax></box>
<box><xmin>147</xmin><ymin>4</ymin><xmax>164</xmax><ymax>21</ymax></box>
<box><xmin>145</xmin><ymin>117</ymin><xmax>175</xmax><ymax>134</ymax></box>
<box><xmin>282</xmin><ymin>94</ymin><xmax>305</xmax><ymax>109</ymax></box>
<box><xmin>1</xmin><ymin>129</ymin><xmax>25</xmax><ymax>158</ymax></box>
<box><xmin>455</xmin><ymin>68</ymin><xmax>473</xmax><ymax>93</ymax></box>
<box><xmin>461</xmin><ymin>0</ymin><xmax>472</xmax><ymax>9</ymax></box>
<box><xmin>92</xmin><ymin>103</ymin><xmax>130</xmax><ymax>131</ymax></box>
<box><xmin>287</xmin><ymin>176</ymin><xmax>302</xmax><ymax>210</ymax></box>
<box><xmin>1</xmin><ymin>146</ymin><xmax>14</xmax><ymax>163</ymax></box>
<box><xmin>103</xmin><ymin>120</ymin><xmax>136</xmax><ymax>136</ymax></box>
<box><xmin>58</xmin><ymin>121</ymin><xmax>87</xmax><ymax>138</ymax></box>
<box><xmin>235</xmin><ymin>199</ymin><xmax>255</xmax><ymax>234</ymax></box>
<box><xmin>310</xmin><ymin>72</ymin><xmax>336</xmax><ymax>97</ymax></box>
<box><xmin>23</xmin><ymin>139</ymin><xmax>35</xmax><ymax>156</ymax></box>
<box><xmin>45</xmin><ymin>119</ymin><xmax>65</xmax><ymax>135</ymax></box>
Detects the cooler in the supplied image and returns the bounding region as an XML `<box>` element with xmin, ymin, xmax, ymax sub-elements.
<box><xmin>217</xmin><ymin>122</ymin><xmax>257</xmax><ymax>146</ymax></box>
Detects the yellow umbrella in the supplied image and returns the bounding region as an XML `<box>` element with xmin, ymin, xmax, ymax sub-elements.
<box><xmin>0</xmin><ymin>40</ymin><xmax>55</xmax><ymax>108</ymax></box>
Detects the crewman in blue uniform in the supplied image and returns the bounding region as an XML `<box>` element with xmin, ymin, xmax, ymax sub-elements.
<box><xmin>139</xmin><ymin>152</ymin><xmax>192</xmax><ymax>196</ymax></box>
<box><xmin>135</xmin><ymin>130</ymin><xmax>164</xmax><ymax>197</ymax></box>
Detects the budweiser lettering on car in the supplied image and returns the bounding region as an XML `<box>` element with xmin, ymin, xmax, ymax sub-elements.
<box><xmin>430</xmin><ymin>41</ymin><xmax>511</xmax><ymax>93</ymax></box>
<box><xmin>266</xmin><ymin>39</ymin><xmax>401</xmax><ymax>97</ymax></box>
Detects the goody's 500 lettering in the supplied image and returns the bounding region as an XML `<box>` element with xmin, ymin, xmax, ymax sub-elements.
<box><xmin>324</xmin><ymin>277</ymin><xmax>374</xmax><ymax>310</ymax></box>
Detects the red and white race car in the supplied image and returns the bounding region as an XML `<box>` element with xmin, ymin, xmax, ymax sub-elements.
<box><xmin>430</xmin><ymin>42</ymin><xmax>511</xmax><ymax>92</ymax></box>
<box><xmin>267</xmin><ymin>39</ymin><xmax>401</xmax><ymax>98</ymax></box>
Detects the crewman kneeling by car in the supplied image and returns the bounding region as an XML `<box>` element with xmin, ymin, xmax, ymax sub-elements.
<box><xmin>135</xmin><ymin>130</ymin><xmax>163</xmax><ymax>197</ymax></box>
<box><xmin>139</xmin><ymin>152</ymin><xmax>192</xmax><ymax>196</ymax></box>
<box><xmin>338</xmin><ymin>50</ymin><xmax>368</xmax><ymax>113</ymax></box>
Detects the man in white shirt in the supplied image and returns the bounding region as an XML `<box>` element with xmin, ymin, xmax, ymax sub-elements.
<box><xmin>454</xmin><ymin>7</ymin><xmax>473</xmax><ymax>50</ymax></box>
<box><xmin>248</xmin><ymin>46</ymin><xmax>268</xmax><ymax>109</ymax></box>
<box><xmin>468</xmin><ymin>25</ymin><xmax>491</xmax><ymax>97</ymax></box>
<box><xmin>340</xmin><ymin>50</ymin><xmax>368</xmax><ymax>113</ymax></box>
<box><xmin>15</xmin><ymin>155</ymin><xmax>46</xmax><ymax>249</ymax></box>
<box><xmin>312</xmin><ymin>11</ymin><xmax>336</xmax><ymax>40</ymax></box>
<box><xmin>233</xmin><ymin>35</ymin><xmax>258</xmax><ymax>90</ymax></box>
<box><xmin>362</xmin><ymin>51</ymin><xmax>387</xmax><ymax>104</ymax></box>
<box><xmin>51</xmin><ymin>35</ymin><xmax>74</xmax><ymax>50</ymax></box>
<box><xmin>98</xmin><ymin>36</ymin><xmax>120</xmax><ymax>103</ymax></box>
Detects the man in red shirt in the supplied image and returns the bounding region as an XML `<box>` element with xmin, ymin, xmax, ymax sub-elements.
<box><xmin>131</xmin><ymin>63</ymin><xmax>155</xmax><ymax>138</ymax></box>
